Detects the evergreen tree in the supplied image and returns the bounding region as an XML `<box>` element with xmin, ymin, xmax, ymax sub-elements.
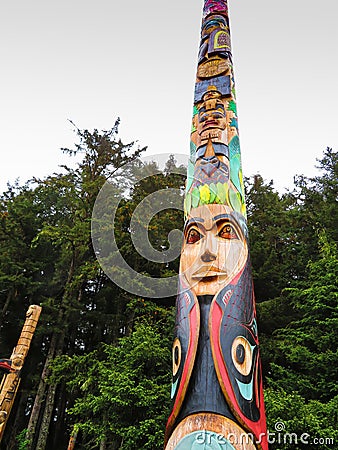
<box><xmin>50</xmin><ymin>300</ymin><xmax>173</xmax><ymax>449</ymax></box>
<box><xmin>266</xmin><ymin>233</ymin><xmax>338</xmax><ymax>401</ymax></box>
<box><xmin>1</xmin><ymin>143</ymin><xmax>336</xmax><ymax>449</ymax></box>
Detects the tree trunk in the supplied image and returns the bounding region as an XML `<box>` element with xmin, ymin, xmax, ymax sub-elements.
<box><xmin>35</xmin><ymin>380</ymin><xmax>58</xmax><ymax>450</ymax></box>
<box><xmin>26</xmin><ymin>252</ymin><xmax>78</xmax><ymax>449</ymax></box>
<box><xmin>51</xmin><ymin>382</ymin><xmax>67</xmax><ymax>448</ymax></box>
<box><xmin>0</xmin><ymin>289</ymin><xmax>16</xmax><ymax>328</ymax></box>
<box><xmin>25</xmin><ymin>330</ymin><xmax>59</xmax><ymax>449</ymax></box>
<box><xmin>31</xmin><ymin>328</ymin><xmax>65</xmax><ymax>450</ymax></box>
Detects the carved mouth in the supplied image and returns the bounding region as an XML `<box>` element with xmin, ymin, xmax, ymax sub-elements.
<box><xmin>202</xmin><ymin>119</ymin><xmax>219</xmax><ymax>128</ymax></box>
<box><xmin>192</xmin><ymin>266</ymin><xmax>227</xmax><ymax>279</ymax></box>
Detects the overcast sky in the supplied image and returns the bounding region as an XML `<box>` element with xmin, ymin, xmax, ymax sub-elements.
<box><xmin>1</xmin><ymin>0</ymin><xmax>337</xmax><ymax>193</ymax></box>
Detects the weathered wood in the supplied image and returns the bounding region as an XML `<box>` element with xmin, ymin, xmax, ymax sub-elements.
<box><xmin>0</xmin><ymin>304</ymin><xmax>42</xmax><ymax>442</ymax></box>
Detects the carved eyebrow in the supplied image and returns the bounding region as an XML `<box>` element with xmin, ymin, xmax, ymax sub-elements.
<box><xmin>184</xmin><ymin>220</ymin><xmax>206</xmax><ymax>236</ymax></box>
<box><xmin>215</xmin><ymin>215</ymin><xmax>243</xmax><ymax>237</ymax></box>
<box><xmin>185</xmin><ymin>217</ymin><xmax>204</xmax><ymax>227</ymax></box>
<box><xmin>213</xmin><ymin>214</ymin><xmax>232</xmax><ymax>221</ymax></box>
<box><xmin>185</xmin><ymin>215</ymin><xmax>232</xmax><ymax>230</ymax></box>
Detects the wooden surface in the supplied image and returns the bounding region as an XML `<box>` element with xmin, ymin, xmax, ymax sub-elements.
<box><xmin>0</xmin><ymin>305</ymin><xmax>42</xmax><ymax>441</ymax></box>
<box><xmin>165</xmin><ymin>413</ymin><xmax>257</xmax><ymax>449</ymax></box>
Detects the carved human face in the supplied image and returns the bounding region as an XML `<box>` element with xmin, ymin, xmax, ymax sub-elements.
<box><xmin>180</xmin><ymin>204</ymin><xmax>248</xmax><ymax>296</ymax></box>
<box><xmin>198</xmin><ymin>91</ymin><xmax>227</xmax><ymax>135</ymax></box>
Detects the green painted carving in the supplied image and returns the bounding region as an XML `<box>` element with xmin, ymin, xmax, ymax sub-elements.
<box><xmin>228</xmin><ymin>100</ymin><xmax>237</xmax><ymax>115</ymax></box>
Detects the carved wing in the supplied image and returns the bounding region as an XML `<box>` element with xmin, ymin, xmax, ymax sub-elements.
<box><xmin>209</xmin><ymin>260</ymin><xmax>268</xmax><ymax>449</ymax></box>
<box><xmin>165</xmin><ymin>282</ymin><xmax>200</xmax><ymax>442</ymax></box>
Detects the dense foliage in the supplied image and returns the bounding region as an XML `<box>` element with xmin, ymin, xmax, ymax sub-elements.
<box><xmin>0</xmin><ymin>124</ymin><xmax>336</xmax><ymax>449</ymax></box>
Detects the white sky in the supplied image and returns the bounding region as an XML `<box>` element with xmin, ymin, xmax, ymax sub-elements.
<box><xmin>1</xmin><ymin>0</ymin><xmax>337</xmax><ymax>193</ymax></box>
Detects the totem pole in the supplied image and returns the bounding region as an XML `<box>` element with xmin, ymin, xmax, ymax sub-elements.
<box><xmin>164</xmin><ymin>1</ymin><xmax>268</xmax><ymax>449</ymax></box>
<box><xmin>0</xmin><ymin>305</ymin><xmax>42</xmax><ymax>442</ymax></box>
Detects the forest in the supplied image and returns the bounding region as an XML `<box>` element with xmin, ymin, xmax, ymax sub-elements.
<box><xmin>0</xmin><ymin>120</ymin><xmax>337</xmax><ymax>449</ymax></box>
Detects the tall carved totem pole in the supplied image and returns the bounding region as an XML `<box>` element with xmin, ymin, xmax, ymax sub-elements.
<box><xmin>164</xmin><ymin>1</ymin><xmax>268</xmax><ymax>449</ymax></box>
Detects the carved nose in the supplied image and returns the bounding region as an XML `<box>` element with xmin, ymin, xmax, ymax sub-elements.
<box><xmin>201</xmin><ymin>250</ymin><xmax>217</xmax><ymax>263</ymax></box>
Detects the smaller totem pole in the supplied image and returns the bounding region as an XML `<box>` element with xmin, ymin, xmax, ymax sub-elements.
<box><xmin>0</xmin><ymin>304</ymin><xmax>42</xmax><ymax>442</ymax></box>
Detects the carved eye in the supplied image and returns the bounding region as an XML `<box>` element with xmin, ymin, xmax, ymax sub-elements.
<box><xmin>172</xmin><ymin>338</ymin><xmax>182</xmax><ymax>377</ymax></box>
<box><xmin>186</xmin><ymin>228</ymin><xmax>202</xmax><ymax>244</ymax></box>
<box><xmin>218</xmin><ymin>223</ymin><xmax>239</xmax><ymax>240</ymax></box>
<box><xmin>215</xmin><ymin>102</ymin><xmax>225</xmax><ymax>113</ymax></box>
<box><xmin>231</xmin><ymin>336</ymin><xmax>253</xmax><ymax>376</ymax></box>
